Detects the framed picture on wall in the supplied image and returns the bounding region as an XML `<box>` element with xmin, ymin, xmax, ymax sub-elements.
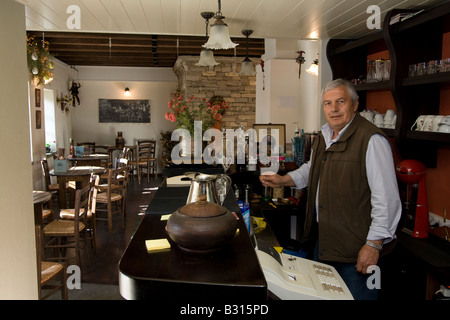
<box><xmin>36</xmin><ymin>110</ymin><xmax>41</xmax><ymax>129</ymax></box>
<box><xmin>98</xmin><ymin>99</ymin><xmax>150</xmax><ymax>123</ymax></box>
<box><xmin>253</xmin><ymin>123</ymin><xmax>286</xmax><ymax>152</ymax></box>
<box><xmin>35</xmin><ymin>88</ymin><xmax>41</xmax><ymax>108</ymax></box>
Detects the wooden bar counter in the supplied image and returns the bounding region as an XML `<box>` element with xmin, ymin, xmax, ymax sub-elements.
<box><xmin>118</xmin><ymin>187</ymin><xmax>267</xmax><ymax>300</ymax></box>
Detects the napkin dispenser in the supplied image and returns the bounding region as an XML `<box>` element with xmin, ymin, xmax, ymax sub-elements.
<box><xmin>54</xmin><ymin>159</ymin><xmax>68</xmax><ymax>173</ymax></box>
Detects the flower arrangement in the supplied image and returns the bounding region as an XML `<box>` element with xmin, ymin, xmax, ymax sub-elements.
<box><xmin>26</xmin><ymin>35</ymin><xmax>54</xmax><ymax>85</ymax></box>
<box><xmin>165</xmin><ymin>93</ymin><xmax>230</xmax><ymax>134</ymax></box>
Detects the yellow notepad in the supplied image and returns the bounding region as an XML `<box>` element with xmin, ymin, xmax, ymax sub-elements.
<box><xmin>145</xmin><ymin>238</ymin><xmax>171</xmax><ymax>253</ymax></box>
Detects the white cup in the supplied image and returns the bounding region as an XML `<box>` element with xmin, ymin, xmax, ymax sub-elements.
<box><xmin>374</xmin><ymin>113</ymin><xmax>384</xmax><ymax>127</ymax></box>
<box><xmin>422</xmin><ymin>115</ymin><xmax>435</xmax><ymax>132</ymax></box>
<box><xmin>385</xmin><ymin>109</ymin><xmax>395</xmax><ymax>121</ymax></box>
<box><xmin>438</xmin><ymin>123</ymin><xmax>450</xmax><ymax>133</ymax></box>
<box><xmin>440</xmin><ymin>115</ymin><xmax>450</xmax><ymax>126</ymax></box>
<box><xmin>432</xmin><ymin>116</ymin><xmax>444</xmax><ymax>132</ymax></box>
<box><xmin>411</xmin><ymin>115</ymin><xmax>426</xmax><ymax>131</ymax></box>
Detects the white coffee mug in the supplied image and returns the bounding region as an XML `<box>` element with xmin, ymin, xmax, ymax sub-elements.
<box><xmin>440</xmin><ymin>115</ymin><xmax>450</xmax><ymax>126</ymax></box>
<box><xmin>374</xmin><ymin>113</ymin><xmax>384</xmax><ymax>127</ymax></box>
<box><xmin>385</xmin><ymin>109</ymin><xmax>395</xmax><ymax>121</ymax></box>
<box><xmin>422</xmin><ymin>115</ymin><xmax>435</xmax><ymax>132</ymax></box>
<box><xmin>438</xmin><ymin>123</ymin><xmax>450</xmax><ymax>133</ymax></box>
<box><xmin>432</xmin><ymin>116</ymin><xmax>444</xmax><ymax>132</ymax></box>
<box><xmin>411</xmin><ymin>115</ymin><xmax>426</xmax><ymax>131</ymax></box>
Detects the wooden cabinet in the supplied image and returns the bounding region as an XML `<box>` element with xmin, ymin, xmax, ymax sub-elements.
<box><xmin>327</xmin><ymin>2</ymin><xmax>450</xmax><ymax>167</ymax></box>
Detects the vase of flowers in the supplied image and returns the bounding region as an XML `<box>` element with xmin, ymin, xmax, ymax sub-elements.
<box><xmin>165</xmin><ymin>93</ymin><xmax>230</xmax><ymax>135</ymax></box>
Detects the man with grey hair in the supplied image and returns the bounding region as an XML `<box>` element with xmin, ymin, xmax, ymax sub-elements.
<box><xmin>260</xmin><ymin>78</ymin><xmax>401</xmax><ymax>300</ymax></box>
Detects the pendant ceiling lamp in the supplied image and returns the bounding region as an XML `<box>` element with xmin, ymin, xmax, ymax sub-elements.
<box><xmin>196</xmin><ymin>12</ymin><xmax>220</xmax><ymax>66</ymax></box>
<box><xmin>203</xmin><ymin>0</ymin><xmax>238</xmax><ymax>50</ymax></box>
<box><xmin>239</xmin><ymin>29</ymin><xmax>256</xmax><ymax>76</ymax></box>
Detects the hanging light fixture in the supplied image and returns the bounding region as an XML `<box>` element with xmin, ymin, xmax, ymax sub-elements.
<box><xmin>196</xmin><ymin>12</ymin><xmax>219</xmax><ymax>67</ymax></box>
<box><xmin>124</xmin><ymin>87</ymin><xmax>131</xmax><ymax>97</ymax></box>
<box><xmin>203</xmin><ymin>0</ymin><xmax>238</xmax><ymax>50</ymax></box>
<box><xmin>306</xmin><ymin>54</ymin><xmax>319</xmax><ymax>76</ymax></box>
<box><xmin>239</xmin><ymin>29</ymin><xmax>256</xmax><ymax>76</ymax></box>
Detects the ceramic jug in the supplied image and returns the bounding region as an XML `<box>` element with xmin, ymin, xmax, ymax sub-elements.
<box><xmin>185</xmin><ymin>172</ymin><xmax>232</xmax><ymax>205</ymax></box>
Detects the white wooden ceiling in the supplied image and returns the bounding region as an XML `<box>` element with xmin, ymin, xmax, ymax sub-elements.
<box><xmin>17</xmin><ymin>0</ymin><xmax>448</xmax><ymax>40</ymax></box>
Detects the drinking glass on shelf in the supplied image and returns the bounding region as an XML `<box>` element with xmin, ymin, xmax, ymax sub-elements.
<box><xmin>383</xmin><ymin>59</ymin><xmax>391</xmax><ymax>81</ymax></box>
<box><xmin>417</xmin><ymin>62</ymin><xmax>428</xmax><ymax>76</ymax></box>
<box><xmin>444</xmin><ymin>58</ymin><xmax>450</xmax><ymax>72</ymax></box>
<box><xmin>374</xmin><ymin>59</ymin><xmax>384</xmax><ymax>82</ymax></box>
<box><xmin>408</xmin><ymin>64</ymin><xmax>417</xmax><ymax>77</ymax></box>
<box><xmin>428</xmin><ymin>60</ymin><xmax>438</xmax><ymax>75</ymax></box>
<box><xmin>367</xmin><ymin>60</ymin><xmax>375</xmax><ymax>83</ymax></box>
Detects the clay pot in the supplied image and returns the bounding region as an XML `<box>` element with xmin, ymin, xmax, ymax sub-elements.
<box><xmin>166</xmin><ymin>194</ymin><xmax>238</xmax><ymax>253</ymax></box>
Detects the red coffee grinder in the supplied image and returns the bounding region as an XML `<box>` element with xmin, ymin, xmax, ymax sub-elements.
<box><xmin>396</xmin><ymin>159</ymin><xmax>429</xmax><ymax>238</ymax></box>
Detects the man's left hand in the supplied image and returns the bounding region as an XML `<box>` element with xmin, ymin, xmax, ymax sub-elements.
<box><xmin>356</xmin><ymin>243</ymin><xmax>381</xmax><ymax>274</ymax></box>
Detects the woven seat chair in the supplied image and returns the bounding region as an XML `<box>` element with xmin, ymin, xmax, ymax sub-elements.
<box><xmin>59</xmin><ymin>175</ymin><xmax>99</xmax><ymax>254</ymax></box>
<box><xmin>95</xmin><ymin>166</ymin><xmax>129</xmax><ymax>233</ymax></box>
<box><xmin>35</xmin><ymin>225</ymin><xmax>68</xmax><ymax>300</ymax></box>
<box><xmin>129</xmin><ymin>140</ymin><xmax>156</xmax><ymax>184</ymax></box>
<box><xmin>43</xmin><ymin>179</ymin><xmax>93</xmax><ymax>267</ymax></box>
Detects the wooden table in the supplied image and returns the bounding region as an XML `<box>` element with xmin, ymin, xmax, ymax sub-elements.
<box><xmin>49</xmin><ymin>166</ymin><xmax>106</xmax><ymax>208</ymax></box>
<box><xmin>68</xmin><ymin>154</ymin><xmax>109</xmax><ymax>166</ymax></box>
<box><xmin>118</xmin><ymin>186</ymin><xmax>267</xmax><ymax>300</ymax></box>
<box><xmin>33</xmin><ymin>190</ymin><xmax>51</xmax><ymax>225</ymax></box>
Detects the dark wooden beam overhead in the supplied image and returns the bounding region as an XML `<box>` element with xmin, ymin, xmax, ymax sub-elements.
<box><xmin>27</xmin><ymin>31</ymin><xmax>265</xmax><ymax>68</ymax></box>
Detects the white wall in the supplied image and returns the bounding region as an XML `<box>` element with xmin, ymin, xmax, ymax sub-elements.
<box><xmin>256</xmin><ymin>38</ymin><xmax>323</xmax><ymax>147</ymax></box>
<box><xmin>0</xmin><ymin>0</ymin><xmax>37</xmax><ymax>299</ymax></box>
<box><xmin>71</xmin><ymin>68</ymin><xmax>178</xmax><ymax>173</ymax></box>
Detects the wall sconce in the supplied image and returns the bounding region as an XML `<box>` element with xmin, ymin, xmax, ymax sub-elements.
<box><xmin>306</xmin><ymin>55</ymin><xmax>319</xmax><ymax>76</ymax></box>
<box><xmin>124</xmin><ymin>87</ymin><xmax>131</xmax><ymax>97</ymax></box>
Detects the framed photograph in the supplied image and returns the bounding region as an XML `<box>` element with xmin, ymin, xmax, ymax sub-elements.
<box><xmin>35</xmin><ymin>88</ymin><xmax>41</xmax><ymax>108</ymax></box>
<box><xmin>99</xmin><ymin>99</ymin><xmax>150</xmax><ymax>123</ymax></box>
<box><xmin>253</xmin><ymin>123</ymin><xmax>286</xmax><ymax>152</ymax></box>
<box><xmin>36</xmin><ymin>110</ymin><xmax>41</xmax><ymax>129</ymax></box>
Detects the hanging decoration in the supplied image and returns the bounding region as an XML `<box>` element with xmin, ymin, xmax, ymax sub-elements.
<box><xmin>57</xmin><ymin>92</ymin><xmax>73</xmax><ymax>113</ymax></box>
<box><xmin>69</xmin><ymin>81</ymin><xmax>81</xmax><ymax>106</ymax></box>
<box><xmin>26</xmin><ymin>34</ymin><xmax>54</xmax><ymax>85</ymax></box>
<box><xmin>295</xmin><ymin>50</ymin><xmax>306</xmax><ymax>79</ymax></box>
<box><xmin>260</xmin><ymin>60</ymin><xmax>265</xmax><ymax>90</ymax></box>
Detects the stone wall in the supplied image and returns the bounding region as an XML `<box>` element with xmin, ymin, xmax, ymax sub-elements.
<box><xmin>173</xmin><ymin>55</ymin><xmax>260</xmax><ymax>131</ymax></box>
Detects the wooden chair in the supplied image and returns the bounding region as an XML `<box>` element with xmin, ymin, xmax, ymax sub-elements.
<box><xmin>36</xmin><ymin>225</ymin><xmax>68</xmax><ymax>300</ymax></box>
<box><xmin>41</xmin><ymin>158</ymin><xmax>60</xmax><ymax>194</ymax></box>
<box><xmin>95</xmin><ymin>166</ymin><xmax>129</xmax><ymax>233</ymax></box>
<box><xmin>130</xmin><ymin>140</ymin><xmax>156</xmax><ymax>184</ymax></box>
<box><xmin>59</xmin><ymin>175</ymin><xmax>99</xmax><ymax>254</ymax></box>
<box><xmin>77</xmin><ymin>142</ymin><xmax>95</xmax><ymax>154</ymax></box>
<box><xmin>43</xmin><ymin>181</ymin><xmax>92</xmax><ymax>267</ymax></box>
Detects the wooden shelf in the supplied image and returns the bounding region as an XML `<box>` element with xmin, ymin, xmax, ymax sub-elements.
<box><xmin>327</xmin><ymin>2</ymin><xmax>450</xmax><ymax>167</ymax></box>
<box><xmin>401</xmin><ymin>72</ymin><xmax>450</xmax><ymax>86</ymax></box>
<box><xmin>355</xmin><ymin>81</ymin><xmax>391</xmax><ymax>91</ymax></box>
<box><xmin>406</xmin><ymin>130</ymin><xmax>450</xmax><ymax>143</ymax></box>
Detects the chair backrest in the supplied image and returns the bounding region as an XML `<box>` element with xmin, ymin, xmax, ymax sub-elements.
<box><xmin>77</xmin><ymin>142</ymin><xmax>95</xmax><ymax>154</ymax></box>
<box><xmin>40</xmin><ymin>159</ymin><xmax>52</xmax><ymax>190</ymax></box>
<box><xmin>94</xmin><ymin>145</ymin><xmax>109</xmax><ymax>155</ymax></box>
<box><xmin>73</xmin><ymin>180</ymin><xmax>92</xmax><ymax>234</ymax></box>
<box><xmin>136</xmin><ymin>140</ymin><xmax>156</xmax><ymax>161</ymax></box>
<box><xmin>89</xmin><ymin>175</ymin><xmax>99</xmax><ymax>216</ymax></box>
<box><xmin>98</xmin><ymin>167</ymin><xmax>129</xmax><ymax>196</ymax></box>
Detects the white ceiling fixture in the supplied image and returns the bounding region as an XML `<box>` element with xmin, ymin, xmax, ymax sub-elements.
<box><xmin>202</xmin><ymin>0</ymin><xmax>238</xmax><ymax>50</ymax></box>
<box><xmin>196</xmin><ymin>12</ymin><xmax>220</xmax><ymax>67</ymax></box>
<box><xmin>239</xmin><ymin>29</ymin><xmax>256</xmax><ymax>76</ymax></box>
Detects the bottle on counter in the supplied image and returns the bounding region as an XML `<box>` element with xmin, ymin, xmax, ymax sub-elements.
<box><xmin>68</xmin><ymin>138</ymin><xmax>75</xmax><ymax>158</ymax></box>
<box><xmin>238</xmin><ymin>200</ymin><xmax>250</xmax><ymax>233</ymax></box>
